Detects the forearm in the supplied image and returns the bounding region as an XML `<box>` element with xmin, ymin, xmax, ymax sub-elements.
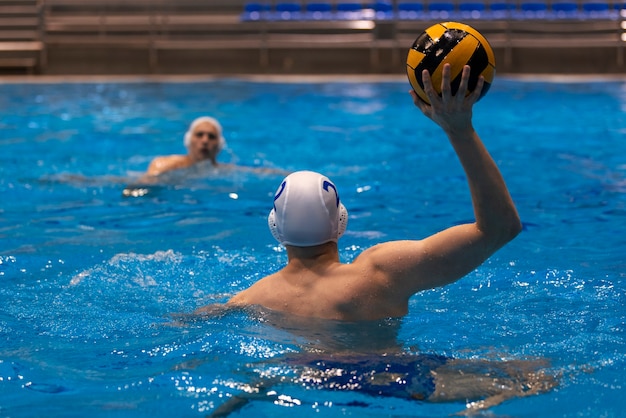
<box><xmin>447</xmin><ymin>127</ymin><xmax>521</xmax><ymax>242</ymax></box>
<box><xmin>413</xmin><ymin>64</ymin><xmax>521</xmax><ymax>246</ymax></box>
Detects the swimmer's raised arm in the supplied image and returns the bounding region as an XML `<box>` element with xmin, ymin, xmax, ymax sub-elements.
<box><xmin>354</xmin><ymin>64</ymin><xmax>521</xmax><ymax>299</ymax></box>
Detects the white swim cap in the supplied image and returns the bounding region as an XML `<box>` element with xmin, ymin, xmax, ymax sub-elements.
<box><xmin>183</xmin><ymin>116</ymin><xmax>227</xmax><ymax>151</ymax></box>
<box><xmin>268</xmin><ymin>171</ymin><xmax>348</xmax><ymax>247</ymax></box>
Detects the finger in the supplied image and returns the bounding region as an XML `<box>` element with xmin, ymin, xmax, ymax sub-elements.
<box><xmin>421</xmin><ymin>69</ymin><xmax>437</xmax><ymax>103</ymax></box>
<box><xmin>457</xmin><ymin>65</ymin><xmax>471</xmax><ymax>101</ymax></box>
<box><xmin>440</xmin><ymin>63</ymin><xmax>452</xmax><ymax>101</ymax></box>
<box><xmin>410</xmin><ymin>90</ymin><xmax>430</xmax><ymax>114</ymax></box>
<box><xmin>468</xmin><ymin>75</ymin><xmax>485</xmax><ymax>103</ymax></box>
<box><xmin>409</xmin><ymin>89</ymin><xmax>421</xmax><ymax>105</ymax></box>
<box><xmin>409</xmin><ymin>89</ymin><xmax>421</xmax><ymax>106</ymax></box>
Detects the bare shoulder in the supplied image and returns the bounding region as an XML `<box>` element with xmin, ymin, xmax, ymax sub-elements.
<box><xmin>226</xmin><ymin>274</ymin><xmax>277</xmax><ymax>307</ymax></box>
<box><xmin>351</xmin><ymin>239</ymin><xmax>462</xmax><ymax>295</ymax></box>
<box><xmin>226</xmin><ymin>289</ymin><xmax>249</xmax><ymax>306</ymax></box>
<box><xmin>353</xmin><ymin>240</ymin><xmax>427</xmax><ymax>271</ymax></box>
<box><xmin>352</xmin><ymin>223</ymin><xmax>509</xmax><ymax>295</ymax></box>
<box><xmin>147</xmin><ymin>154</ymin><xmax>191</xmax><ymax>176</ymax></box>
<box><xmin>151</xmin><ymin>154</ymin><xmax>188</xmax><ymax>165</ymax></box>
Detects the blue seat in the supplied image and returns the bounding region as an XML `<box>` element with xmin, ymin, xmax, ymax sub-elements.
<box><xmin>583</xmin><ymin>1</ymin><xmax>609</xmax><ymax>11</ymax></box>
<box><xmin>581</xmin><ymin>1</ymin><xmax>614</xmax><ymax>17</ymax></box>
<box><xmin>551</xmin><ymin>1</ymin><xmax>579</xmax><ymax>18</ymax></box>
<box><xmin>397</xmin><ymin>1</ymin><xmax>425</xmax><ymax>19</ymax></box>
<box><xmin>428</xmin><ymin>1</ymin><xmax>455</xmax><ymax>18</ymax></box>
<box><xmin>515</xmin><ymin>1</ymin><xmax>548</xmax><ymax>18</ymax></box>
<box><xmin>336</xmin><ymin>2</ymin><xmax>365</xmax><ymax>19</ymax></box>
<box><xmin>337</xmin><ymin>2</ymin><xmax>364</xmax><ymax>11</ymax></box>
<box><xmin>488</xmin><ymin>1</ymin><xmax>515</xmax><ymax>18</ymax></box>
<box><xmin>305</xmin><ymin>2</ymin><xmax>334</xmax><ymax>20</ymax></box>
<box><xmin>489</xmin><ymin>1</ymin><xmax>516</xmax><ymax>11</ymax></box>
<box><xmin>459</xmin><ymin>1</ymin><xmax>487</xmax><ymax>18</ymax></box>
<box><xmin>271</xmin><ymin>2</ymin><xmax>304</xmax><ymax>20</ymax></box>
<box><xmin>241</xmin><ymin>2</ymin><xmax>271</xmax><ymax>21</ymax></box>
<box><xmin>370</xmin><ymin>1</ymin><xmax>394</xmax><ymax>19</ymax></box>
<box><xmin>521</xmin><ymin>1</ymin><xmax>548</xmax><ymax>11</ymax></box>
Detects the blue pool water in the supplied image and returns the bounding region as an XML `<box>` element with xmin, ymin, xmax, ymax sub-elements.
<box><xmin>0</xmin><ymin>76</ymin><xmax>625</xmax><ymax>417</ymax></box>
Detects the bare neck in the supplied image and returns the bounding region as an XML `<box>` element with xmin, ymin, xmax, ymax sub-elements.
<box><xmin>285</xmin><ymin>241</ymin><xmax>340</xmax><ymax>270</ymax></box>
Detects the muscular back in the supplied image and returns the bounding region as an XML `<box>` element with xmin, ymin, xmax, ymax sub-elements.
<box><xmin>227</xmin><ymin>244</ymin><xmax>412</xmax><ymax>321</ymax></box>
<box><xmin>227</xmin><ymin>214</ymin><xmax>518</xmax><ymax>322</ymax></box>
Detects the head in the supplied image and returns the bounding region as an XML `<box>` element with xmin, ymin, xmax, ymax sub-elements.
<box><xmin>183</xmin><ymin>116</ymin><xmax>226</xmax><ymax>163</ymax></box>
<box><xmin>268</xmin><ymin>171</ymin><xmax>348</xmax><ymax>247</ymax></box>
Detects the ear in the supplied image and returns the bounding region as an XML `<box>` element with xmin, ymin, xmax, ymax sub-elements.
<box><xmin>337</xmin><ymin>203</ymin><xmax>348</xmax><ymax>238</ymax></box>
<box><xmin>268</xmin><ymin>209</ymin><xmax>282</xmax><ymax>243</ymax></box>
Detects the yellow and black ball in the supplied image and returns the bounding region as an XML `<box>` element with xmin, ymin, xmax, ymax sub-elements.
<box><xmin>406</xmin><ymin>22</ymin><xmax>495</xmax><ymax>104</ymax></box>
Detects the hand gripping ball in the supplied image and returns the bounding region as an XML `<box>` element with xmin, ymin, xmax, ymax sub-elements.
<box><xmin>406</xmin><ymin>22</ymin><xmax>496</xmax><ymax>104</ymax></box>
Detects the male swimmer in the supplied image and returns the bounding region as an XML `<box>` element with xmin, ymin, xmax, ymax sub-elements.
<box><xmin>199</xmin><ymin>64</ymin><xmax>522</xmax><ymax>320</ymax></box>
<box><xmin>144</xmin><ymin>116</ymin><xmax>227</xmax><ymax>178</ymax></box>
<box><xmin>197</xmin><ymin>65</ymin><xmax>558</xmax><ymax>417</ymax></box>
<box><xmin>122</xmin><ymin>116</ymin><xmax>226</xmax><ymax>197</ymax></box>
<box><xmin>123</xmin><ymin>116</ymin><xmax>286</xmax><ymax>197</ymax></box>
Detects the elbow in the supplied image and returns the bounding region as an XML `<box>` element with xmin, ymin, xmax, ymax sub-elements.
<box><xmin>509</xmin><ymin>214</ymin><xmax>523</xmax><ymax>241</ymax></box>
<box><xmin>499</xmin><ymin>198</ymin><xmax>523</xmax><ymax>243</ymax></box>
<box><xmin>501</xmin><ymin>211</ymin><xmax>523</xmax><ymax>245</ymax></box>
<box><xmin>511</xmin><ymin>203</ymin><xmax>523</xmax><ymax>235</ymax></box>
<box><xmin>481</xmin><ymin>211</ymin><xmax>522</xmax><ymax>250</ymax></box>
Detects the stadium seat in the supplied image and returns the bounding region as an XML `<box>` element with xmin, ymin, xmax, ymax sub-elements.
<box><xmin>397</xmin><ymin>2</ymin><xmax>426</xmax><ymax>19</ymax></box>
<box><xmin>581</xmin><ymin>1</ymin><xmax>613</xmax><ymax>18</ymax></box>
<box><xmin>428</xmin><ymin>1</ymin><xmax>455</xmax><ymax>18</ymax></box>
<box><xmin>515</xmin><ymin>0</ymin><xmax>548</xmax><ymax>18</ymax></box>
<box><xmin>271</xmin><ymin>2</ymin><xmax>303</xmax><ymax>20</ymax></box>
<box><xmin>458</xmin><ymin>1</ymin><xmax>487</xmax><ymax>18</ymax></box>
<box><xmin>335</xmin><ymin>2</ymin><xmax>365</xmax><ymax>19</ymax></box>
<box><xmin>370</xmin><ymin>1</ymin><xmax>394</xmax><ymax>19</ymax></box>
<box><xmin>241</xmin><ymin>2</ymin><xmax>271</xmax><ymax>21</ymax></box>
<box><xmin>305</xmin><ymin>2</ymin><xmax>334</xmax><ymax>20</ymax></box>
<box><xmin>551</xmin><ymin>1</ymin><xmax>579</xmax><ymax>18</ymax></box>
<box><xmin>583</xmin><ymin>0</ymin><xmax>609</xmax><ymax>11</ymax></box>
<box><xmin>487</xmin><ymin>1</ymin><xmax>515</xmax><ymax>18</ymax></box>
